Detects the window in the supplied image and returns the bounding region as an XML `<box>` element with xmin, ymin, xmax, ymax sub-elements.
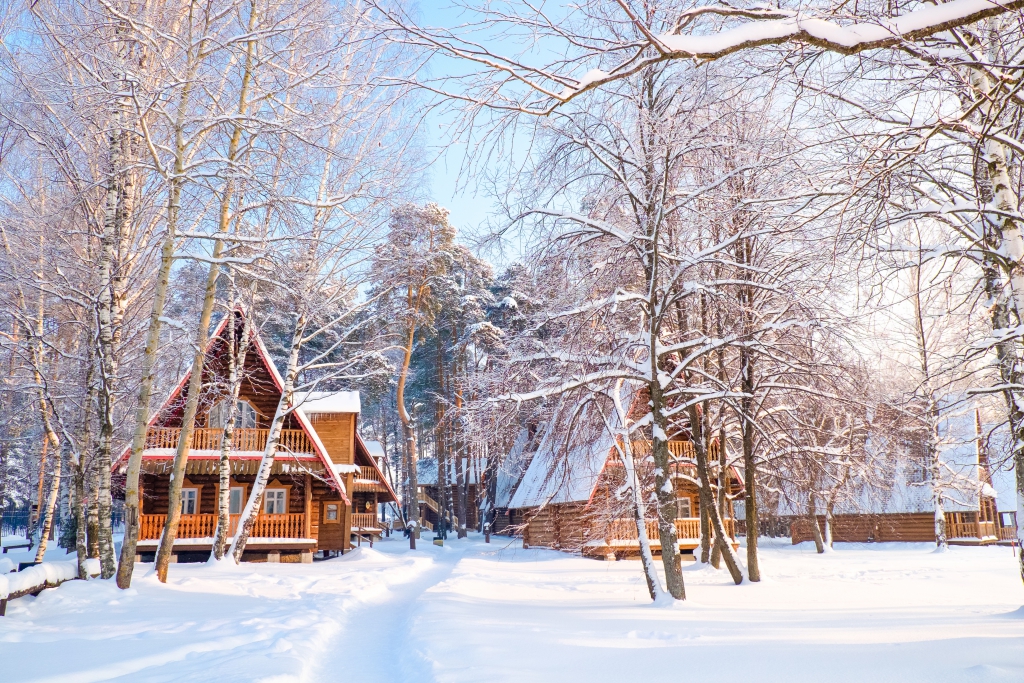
<box><xmin>325</xmin><ymin>503</ymin><xmax>339</xmax><ymax>523</ymax></box>
<box><xmin>181</xmin><ymin>488</ymin><xmax>198</xmax><ymax>515</ymax></box>
<box><xmin>229</xmin><ymin>487</ymin><xmax>245</xmax><ymax>515</ymax></box>
<box><xmin>209</xmin><ymin>399</ymin><xmax>258</xmax><ymax>430</ymax></box>
<box><xmin>677</xmin><ymin>496</ymin><xmax>692</xmax><ymax>518</ymax></box>
<box><xmin>265</xmin><ymin>489</ymin><xmax>287</xmax><ymax>515</ymax></box>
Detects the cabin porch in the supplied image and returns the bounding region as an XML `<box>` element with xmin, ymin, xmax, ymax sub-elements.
<box><xmin>134</xmin><ymin>512</ymin><xmax>316</xmax><ymax>562</ymax></box>
<box><xmin>132</xmin><ymin>457</ymin><xmax>335</xmax><ymax>562</ymax></box>
<box><xmin>583</xmin><ymin>517</ymin><xmax>740</xmax><ymax>560</ymax></box>
<box><xmin>946</xmin><ymin>510</ymin><xmax>1018</xmax><ymax>546</ymax></box>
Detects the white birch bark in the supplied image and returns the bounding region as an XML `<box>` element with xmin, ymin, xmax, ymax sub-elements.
<box><xmin>610</xmin><ymin>380</ymin><xmax>667</xmax><ymax>603</ymax></box>
<box><xmin>229</xmin><ymin>313</ymin><xmax>305</xmax><ymax>562</ymax></box>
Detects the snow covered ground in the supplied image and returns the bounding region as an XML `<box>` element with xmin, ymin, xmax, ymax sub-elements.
<box><xmin>0</xmin><ymin>535</ymin><xmax>1021</xmax><ymax>683</ymax></box>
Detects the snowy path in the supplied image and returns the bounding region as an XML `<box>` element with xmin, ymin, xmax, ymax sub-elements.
<box><xmin>1</xmin><ymin>535</ymin><xmax>1022</xmax><ymax>683</ymax></box>
<box><xmin>310</xmin><ymin>540</ymin><xmax>466</xmax><ymax>683</ymax></box>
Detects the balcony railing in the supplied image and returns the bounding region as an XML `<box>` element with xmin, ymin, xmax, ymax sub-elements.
<box><xmin>352</xmin><ymin>465</ymin><xmax>388</xmax><ymax>492</ymax></box>
<box><xmin>948</xmin><ymin>519</ymin><xmax>999</xmax><ymax>539</ymax></box>
<box><xmin>998</xmin><ymin>525</ymin><xmax>1018</xmax><ymax>541</ymax></box>
<box><xmin>606</xmin><ymin>517</ymin><xmax>735</xmax><ymax>542</ymax></box>
<box><xmin>628</xmin><ymin>440</ymin><xmax>720</xmax><ymax>460</ymax></box>
<box><xmin>139</xmin><ymin>513</ymin><xmax>307</xmax><ymax>540</ymax></box>
<box><xmin>145</xmin><ymin>427</ymin><xmax>314</xmax><ymax>454</ymax></box>
<box><xmin>351</xmin><ymin>513</ymin><xmax>380</xmax><ymax>529</ymax></box>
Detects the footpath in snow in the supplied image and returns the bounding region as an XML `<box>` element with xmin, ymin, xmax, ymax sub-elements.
<box><xmin>0</xmin><ymin>535</ymin><xmax>1021</xmax><ymax>683</ymax></box>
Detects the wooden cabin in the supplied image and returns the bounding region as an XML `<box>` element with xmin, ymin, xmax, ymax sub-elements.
<box><xmin>790</xmin><ymin>408</ymin><xmax>1018</xmax><ymax>547</ymax></box>
<box><xmin>113</xmin><ymin>310</ymin><xmax>397</xmax><ymax>563</ymax></box>
<box><xmin>789</xmin><ymin>475</ymin><xmax>1016</xmax><ymax>545</ymax></box>
<box><xmin>502</xmin><ymin>403</ymin><xmax>744</xmax><ymax>560</ymax></box>
<box><xmin>416</xmin><ymin>457</ymin><xmax>485</xmax><ymax>533</ymax></box>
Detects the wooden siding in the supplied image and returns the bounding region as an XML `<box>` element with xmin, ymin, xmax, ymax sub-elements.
<box><xmin>791</xmin><ymin>513</ymin><xmax>937</xmax><ymax>543</ymax></box>
<box><xmin>306</xmin><ymin>413</ymin><xmax>354</xmax><ymax>464</ymax></box>
<box><xmin>522</xmin><ymin>503</ymin><xmax>588</xmax><ymax>549</ymax></box>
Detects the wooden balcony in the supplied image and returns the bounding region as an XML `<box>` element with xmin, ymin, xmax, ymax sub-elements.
<box><xmin>144</xmin><ymin>427</ymin><xmax>314</xmax><ymax>455</ymax></box>
<box><xmin>947</xmin><ymin>513</ymin><xmax>1001</xmax><ymax>542</ymax></box>
<box><xmin>998</xmin><ymin>525</ymin><xmax>1018</xmax><ymax>542</ymax></box>
<box><xmin>351</xmin><ymin>465</ymin><xmax>389</xmax><ymax>492</ymax></box>
<box><xmin>606</xmin><ymin>517</ymin><xmax>736</xmax><ymax>543</ymax></box>
<box><xmin>629</xmin><ymin>440</ymin><xmax>719</xmax><ymax>460</ymax></box>
<box><xmin>351</xmin><ymin>512</ymin><xmax>380</xmax><ymax>530</ymax></box>
<box><xmin>418</xmin><ymin>490</ymin><xmax>440</xmax><ymax>513</ymax></box>
<box><xmin>139</xmin><ymin>513</ymin><xmax>308</xmax><ymax>540</ymax></box>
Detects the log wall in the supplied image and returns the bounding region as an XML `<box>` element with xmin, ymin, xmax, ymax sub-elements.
<box><xmin>791</xmin><ymin>513</ymin><xmax>937</xmax><ymax>543</ymax></box>
<box><xmin>305</xmin><ymin>413</ymin><xmax>354</xmax><ymax>464</ymax></box>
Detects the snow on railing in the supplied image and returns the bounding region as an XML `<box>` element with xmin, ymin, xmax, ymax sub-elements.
<box><xmin>0</xmin><ymin>558</ymin><xmax>101</xmax><ymax>614</ymax></box>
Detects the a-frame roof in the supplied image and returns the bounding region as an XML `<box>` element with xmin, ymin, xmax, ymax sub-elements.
<box><xmin>507</xmin><ymin>390</ymin><xmax>742</xmax><ymax>510</ymax></box>
<box><xmin>114</xmin><ymin>309</ymin><xmax>350</xmax><ymax>503</ymax></box>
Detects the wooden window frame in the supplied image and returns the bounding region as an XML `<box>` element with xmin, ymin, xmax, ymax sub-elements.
<box><xmin>323</xmin><ymin>501</ymin><xmax>342</xmax><ymax>524</ymax></box>
<box><xmin>208</xmin><ymin>398</ymin><xmax>260</xmax><ymax>429</ymax></box>
<box><xmin>181</xmin><ymin>487</ymin><xmax>200</xmax><ymax>515</ymax></box>
<box><xmin>264</xmin><ymin>480</ymin><xmax>291</xmax><ymax>515</ymax></box>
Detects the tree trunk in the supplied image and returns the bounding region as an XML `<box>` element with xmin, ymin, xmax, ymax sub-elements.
<box><xmin>30</xmin><ymin>438</ymin><xmax>48</xmax><ymax>546</ymax></box>
<box><xmin>650</xmin><ymin>380</ymin><xmax>685</xmax><ymax>600</ymax></box>
<box><xmin>229</xmin><ymin>314</ymin><xmax>304</xmax><ymax>563</ymax></box>
<box><xmin>397</xmin><ymin>305</ymin><xmax>419</xmax><ymax>549</ymax></box>
<box><xmin>454</xmin><ymin>380</ymin><xmax>468</xmax><ymax>539</ymax></box>
<box><xmin>154</xmin><ymin>239</ymin><xmax>224</xmax><ymax>581</ymax></box>
<box><xmin>689</xmin><ymin>406</ymin><xmax>743</xmax><ymax>584</ymax></box>
<box><xmin>71</xmin><ymin>454</ymin><xmax>91</xmax><ymax>579</ymax></box>
<box><xmin>710</xmin><ymin>425</ymin><xmax>728</xmax><ymax>568</ymax></box>
<box><xmin>95</xmin><ymin>127</ymin><xmax>122</xmax><ymax>579</ymax></box>
<box><xmin>33</xmin><ymin>412</ymin><xmax>61</xmax><ymax>563</ymax></box>
<box><xmin>698</xmin><ymin>473</ymin><xmax>712</xmax><ymax>565</ymax></box>
<box><xmin>967</xmin><ymin>56</ymin><xmax>1024</xmax><ymax>582</ymax></box>
<box><xmin>808</xmin><ymin>492</ymin><xmax>824</xmax><ymax>554</ymax></box>
<box><xmin>87</xmin><ymin>466</ymin><xmax>100</xmax><ymax>558</ymax></box>
<box><xmin>742</xmin><ymin>424</ymin><xmax>760</xmax><ymax>581</ymax></box>
<box><xmin>211</xmin><ymin>304</ymin><xmax>253</xmax><ymax>561</ymax></box>
<box><xmin>824</xmin><ymin>499</ymin><xmax>835</xmax><ymax>549</ymax></box>
<box><xmin>739</xmin><ymin>348</ymin><xmax>761</xmax><ymax>582</ymax></box>
<box><xmin>116</xmin><ymin>180</ymin><xmax>181</xmax><ymax>588</ymax></box>
<box><xmin>613</xmin><ymin>382</ymin><xmax>665</xmax><ymax>602</ymax></box>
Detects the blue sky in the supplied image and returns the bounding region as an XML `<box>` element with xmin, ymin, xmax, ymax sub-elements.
<box><xmin>417</xmin><ymin>5</ymin><xmax>499</xmax><ymax>245</ymax></box>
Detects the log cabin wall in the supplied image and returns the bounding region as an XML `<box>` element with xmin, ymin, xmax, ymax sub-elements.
<box><xmin>299</xmin><ymin>412</ymin><xmax>357</xmax><ymax>551</ymax></box>
<box><xmin>139</xmin><ymin>471</ymin><xmax>331</xmax><ymax>543</ymax></box>
<box><xmin>790</xmin><ymin>513</ymin><xmax>937</xmax><ymax>543</ymax></box>
<box><xmin>305</xmin><ymin>413</ymin><xmax>355</xmax><ymax>465</ymax></box>
<box><xmin>521</xmin><ymin>503</ymin><xmax>588</xmax><ymax>549</ymax></box>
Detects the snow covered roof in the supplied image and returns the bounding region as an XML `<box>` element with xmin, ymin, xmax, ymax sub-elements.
<box><xmin>363</xmin><ymin>440</ymin><xmax>386</xmax><ymax>460</ymax></box>
<box><xmin>776</xmin><ymin>403</ymin><xmax>1014</xmax><ymax>517</ymax></box>
<box><xmin>508</xmin><ymin>428</ymin><xmax>615</xmax><ymax>509</ymax></box>
<box><xmin>494</xmin><ymin>429</ymin><xmax>532</xmax><ymax>508</ymax></box>
<box><xmin>418</xmin><ymin>458</ymin><xmax>439</xmax><ymax>486</ymax></box>
<box><xmin>294</xmin><ymin>391</ymin><xmax>360</xmax><ymax>414</ymax></box>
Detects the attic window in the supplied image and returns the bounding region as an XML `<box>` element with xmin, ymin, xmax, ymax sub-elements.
<box><xmin>209</xmin><ymin>399</ymin><xmax>257</xmax><ymax>430</ymax></box>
